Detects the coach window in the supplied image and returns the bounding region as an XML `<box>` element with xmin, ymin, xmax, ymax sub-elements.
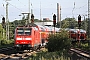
<box><xmin>40</xmin><ymin>27</ymin><xmax>45</xmax><ymax>32</ymax></box>
<box><xmin>34</xmin><ymin>27</ymin><xmax>38</xmax><ymax>38</ymax></box>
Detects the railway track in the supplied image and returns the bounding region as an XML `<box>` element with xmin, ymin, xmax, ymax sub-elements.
<box><xmin>0</xmin><ymin>46</ymin><xmax>14</xmax><ymax>53</ymax></box>
<box><xmin>70</xmin><ymin>48</ymin><xmax>90</xmax><ymax>59</ymax></box>
<box><xmin>73</xmin><ymin>48</ymin><xmax>90</xmax><ymax>54</ymax></box>
<box><xmin>0</xmin><ymin>47</ymin><xmax>46</xmax><ymax>60</ymax></box>
<box><xmin>0</xmin><ymin>50</ymin><xmax>34</xmax><ymax>60</ymax></box>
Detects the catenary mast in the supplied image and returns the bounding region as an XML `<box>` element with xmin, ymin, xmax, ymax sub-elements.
<box><xmin>5</xmin><ymin>0</ymin><xmax>10</xmax><ymax>40</ymax></box>
<box><xmin>88</xmin><ymin>0</ymin><xmax>90</xmax><ymax>37</ymax></box>
<box><xmin>57</xmin><ymin>3</ymin><xmax>61</xmax><ymax>28</ymax></box>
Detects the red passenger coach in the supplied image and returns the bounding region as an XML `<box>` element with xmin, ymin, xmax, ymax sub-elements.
<box><xmin>36</xmin><ymin>25</ymin><xmax>49</xmax><ymax>46</ymax></box>
<box><xmin>14</xmin><ymin>26</ymin><xmax>41</xmax><ymax>50</ymax></box>
<box><xmin>79</xmin><ymin>29</ymin><xmax>86</xmax><ymax>40</ymax></box>
<box><xmin>69</xmin><ymin>29</ymin><xmax>87</xmax><ymax>41</ymax></box>
<box><xmin>69</xmin><ymin>29</ymin><xmax>77</xmax><ymax>40</ymax></box>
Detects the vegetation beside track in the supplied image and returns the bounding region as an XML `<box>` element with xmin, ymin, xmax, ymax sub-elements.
<box><xmin>47</xmin><ymin>29</ymin><xmax>71</xmax><ymax>52</ymax></box>
<box><xmin>27</xmin><ymin>50</ymin><xmax>70</xmax><ymax>60</ymax></box>
<box><xmin>72</xmin><ymin>40</ymin><xmax>90</xmax><ymax>52</ymax></box>
<box><xmin>27</xmin><ymin>29</ymin><xmax>90</xmax><ymax>60</ymax></box>
<box><xmin>0</xmin><ymin>39</ymin><xmax>14</xmax><ymax>48</ymax></box>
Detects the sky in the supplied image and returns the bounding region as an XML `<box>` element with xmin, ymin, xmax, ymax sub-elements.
<box><xmin>0</xmin><ymin>0</ymin><xmax>88</xmax><ymax>22</ymax></box>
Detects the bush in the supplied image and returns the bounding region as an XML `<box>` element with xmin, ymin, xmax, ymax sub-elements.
<box><xmin>47</xmin><ymin>30</ymin><xmax>71</xmax><ymax>52</ymax></box>
<box><xmin>1</xmin><ymin>39</ymin><xmax>14</xmax><ymax>45</ymax></box>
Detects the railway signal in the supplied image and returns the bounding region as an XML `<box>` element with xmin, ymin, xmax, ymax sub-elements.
<box><xmin>2</xmin><ymin>17</ymin><xmax>5</xmax><ymax>28</ymax></box>
<box><xmin>53</xmin><ymin>14</ymin><xmax>56</xmax><ymax>27</ymax></box>
<box><xmin>78</xmin><ymin>15</ymin><xmax>81</xmax><ymax>28</ymax></box>
<box><xmin>31</xmin><ymin>14</ymin><xmax>34</xmax><ymax>23</ymax></box>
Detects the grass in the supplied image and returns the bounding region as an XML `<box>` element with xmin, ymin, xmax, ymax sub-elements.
<box><xmin>26</xmin><ymin>48</ymin><xmax>71</xmax><ymax>60</ymax></box>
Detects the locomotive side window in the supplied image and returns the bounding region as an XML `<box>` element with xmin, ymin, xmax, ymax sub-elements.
<box><xmin>17</xmin><ymin>28</ymin><xmax>24</xmax><ymax>35</ymax></box>
<box><xmin>24</xmin><ymin>28</ymin><xmax>31</xmax><ymax>35</ymax></box>
<box><xmin>34</xmin><ymin>27</ymin><xmax>38</xmax><ymax>30</ymax></box>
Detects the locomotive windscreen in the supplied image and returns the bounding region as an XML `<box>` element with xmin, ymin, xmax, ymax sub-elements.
<box><xmin>17</xmin><ymin>28</ymin><xmax>24</xmax><ymax>35</ymax></box>
<box><xmin>17</xmin><ymin>28</ymin><xmax>31</xmax><ymax>35</ymax></box>
<box><xmin>24</xmin><ymin>28</ymin><xmax>31</xmax><ymax>35</ymax></box>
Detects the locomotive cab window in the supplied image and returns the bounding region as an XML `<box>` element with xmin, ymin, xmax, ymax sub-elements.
<box><xmin>34</xmin><ymin>27</ymin><xmax>38</xmax><ymax>30</ymax></box>
<box><xmin>24</xmin><ymin>28</ymin><xmax>31</xmax><ymax>35</ymax></box>
<box><xmin>17</xmin><ymin>28</ymin><xmax>24</xmax><ymax>35</ymax></box>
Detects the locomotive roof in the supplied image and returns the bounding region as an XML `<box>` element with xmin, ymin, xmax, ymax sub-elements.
<box><xmin>25</xmin><ymin>23</ymin><xmax>37</xmax><ymax>27</ymax></box>
<box><xmin>79</xmin><ymin>29</ymin><xmax>86</xmax><ymax>33</ymax></box>
<box><xmin>69</xmin><ymin>29</ymin><xmax>86</xmax><ymax>33</ymax></box>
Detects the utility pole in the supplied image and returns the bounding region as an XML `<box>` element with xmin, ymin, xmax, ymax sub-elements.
<box><xmin>84</xmin><ymin>16</ymin><xmax>86</xmax><ymax>30</ymax></box>
<box><xmin>83</xmin><ymin>15</ymin><xmax>87</xmax><ymax>31</ymax></box>
<box><xmin>6</xmin><ymin>2</ymin><xmax>8</xmax><ymax>40</ymax></box>
<box><xmin>28</xmin><ymin>0</ymin><xmax>30</xmax><ymax>23</ymax></box>
<box><xmin>60</xmin><ymin>6</ymin><xmax>61</xmax><ymax>28</ymax></box>
<box><xmin>5</xmin><ymin>0</ymin><xmax>10</xmax><ymax>40</ymax></box>
<box><xmin>88</xmin><ymin>0</ymin><xmax>90</xmax><ymax>37</ymax></box>
<box><xmin>88</xmin><ymin>0</ymin><xmax>90</xmax><ymax>53</ymax></box>
<box><xmin>40</xmin><ymin>2</ymin><xmax>41</xmax><ymax>21</ymax></box>
<box><xmin>40</xmin><ymin>2</ymin><xmax>43</xmax><ymax>26</ymax></box>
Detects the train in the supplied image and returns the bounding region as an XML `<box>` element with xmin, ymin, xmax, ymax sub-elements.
<box><xmin>14</xmin><ymin>23</ymin><xmax>87</xmax><ymax>50</ymax></box>
<box><xmin>68</xmin><ymin>29</ymin><xmax>87</xmax><ymax>41</ymax></box>
<box><xmin>14</xmin><ymin>23</ymin><xmax>60</xmax><ymax>50</ymax></box>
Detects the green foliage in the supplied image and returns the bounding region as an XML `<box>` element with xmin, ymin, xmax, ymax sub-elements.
<box><xmin>0</xmin><ymin>24</ymin><xmax>6</xmax><ymax>40</ymax></box>
<box><xmin>0</xmin><ymin>24</ymin><xmax>3</xmax><ymax>39</ymax></box>
<box><xmin>1</xmin><ymin>39</ymin><xmax>14</xmax><ymax>45</ymax></box>
<box><xmin>60</xmin><ymin>17</ymin><xmax>88</xmax><ymax>30</ymax></box>
<box><xmin>79</xmin><ymin>42</ymin><xmax>90</xmax><ymax>51</ymax></box>
<box><xmin>47</xmin><ymin>30</ymin><xmax>71</xmax><ymax>52</ymax></box>
<box><xmin>61</xmin><ymin>18</ymin><xmax>77</xmax><ymax>28</ymax></box>
<box><xmin>28</xmin><ymin>51</ymin><xmax>70</xmax><ymax>60</ymax></box>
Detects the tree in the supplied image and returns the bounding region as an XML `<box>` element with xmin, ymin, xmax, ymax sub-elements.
<box><xmin>0</xmin><ymin>24</ymin><xmax>5</xmax><ymax>40</ymax></box>
<box><xmin>47</xmin><ymin>30</ymin><xmax>71</xmax><ymax>52</ymax></box>
<box><xmin>61</xmin><ymin>18</ymin><xmax>77</xmax><ymax>28</ymax></box>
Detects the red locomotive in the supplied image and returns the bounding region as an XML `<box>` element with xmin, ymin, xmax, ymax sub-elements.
<box><xmin>14</xmin><ymin>26</ymin><xmax>41</xmax><ymax>50</ymax></box>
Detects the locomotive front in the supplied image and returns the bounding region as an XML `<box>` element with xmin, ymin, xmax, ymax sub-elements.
<box><xmin>14</xmin><ymin>27</ymin><xmax>32</xmax><ymax>50</ymax></box>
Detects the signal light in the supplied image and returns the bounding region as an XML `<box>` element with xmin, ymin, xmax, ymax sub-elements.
<box><xmin>53</xmin><ymin>14</ymin><xmax>56</xmax><ymax>27</ymax></box>
<box><xmin>31</xmin><ymin>14</ymin><xmax>34</xmax><ymax>23</ymax></box>
<box><xmin>78</xmin><ymin>15</ymin><xmax>81</xmax><ymax>28</ymax></box>
<box><xmin>2</xmin><ymin>17</ymin><xmax>5</xmax><ymax>24</ymax></box>
<box><xmin>2</xmin><ymin>17</ymin><xmax>5</xmax><ymax>28</ymax></box>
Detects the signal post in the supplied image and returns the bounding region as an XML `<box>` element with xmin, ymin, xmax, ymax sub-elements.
<box><xmin>53</xmin><ymin>14</ymin><xmax>56</xmax><ymax>35</ymax></box>
<box><xmin>2</xmin><ymin>17</ymin><xmax>5</xmax><ymax>38</ymax></box>
<box><xmin>78</xmin><ymin>15</ymin><xmax>81</xmax><ymax>47</ymax></box>
<box><xmin>31</xmin><ymin>14</ymin><xmax>34</xmax><ymax>23</ymax></box>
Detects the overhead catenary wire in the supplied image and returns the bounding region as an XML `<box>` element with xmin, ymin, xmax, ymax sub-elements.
<box><xmin>72</xmin><ymin>2</ymin><xmax>75</xmax><ymax>18</ymax></box>
<box><xmin>3</xmin><ymin>0</ymin><xmax>25</xmax><ymax>12</ymax></box>
<box><xmin>8</xmin><ymin>2</ymin><xmax>24</xmax><ymax>12</ymax></box>
<box><xmin>0</xmin><ymin>0</ymin><xmax>87</xmax><ymax>22</ymax></box>
<box><xmin>18</xmin><ymin>0</ymin><xmax>27</xmax><ymax>7</ymax></box>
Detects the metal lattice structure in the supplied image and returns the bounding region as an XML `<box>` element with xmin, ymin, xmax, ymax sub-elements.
<box><xmin>88</xmin><ymin>0</ymin><xmax>90</xmax><ymax>37</ymax></box>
